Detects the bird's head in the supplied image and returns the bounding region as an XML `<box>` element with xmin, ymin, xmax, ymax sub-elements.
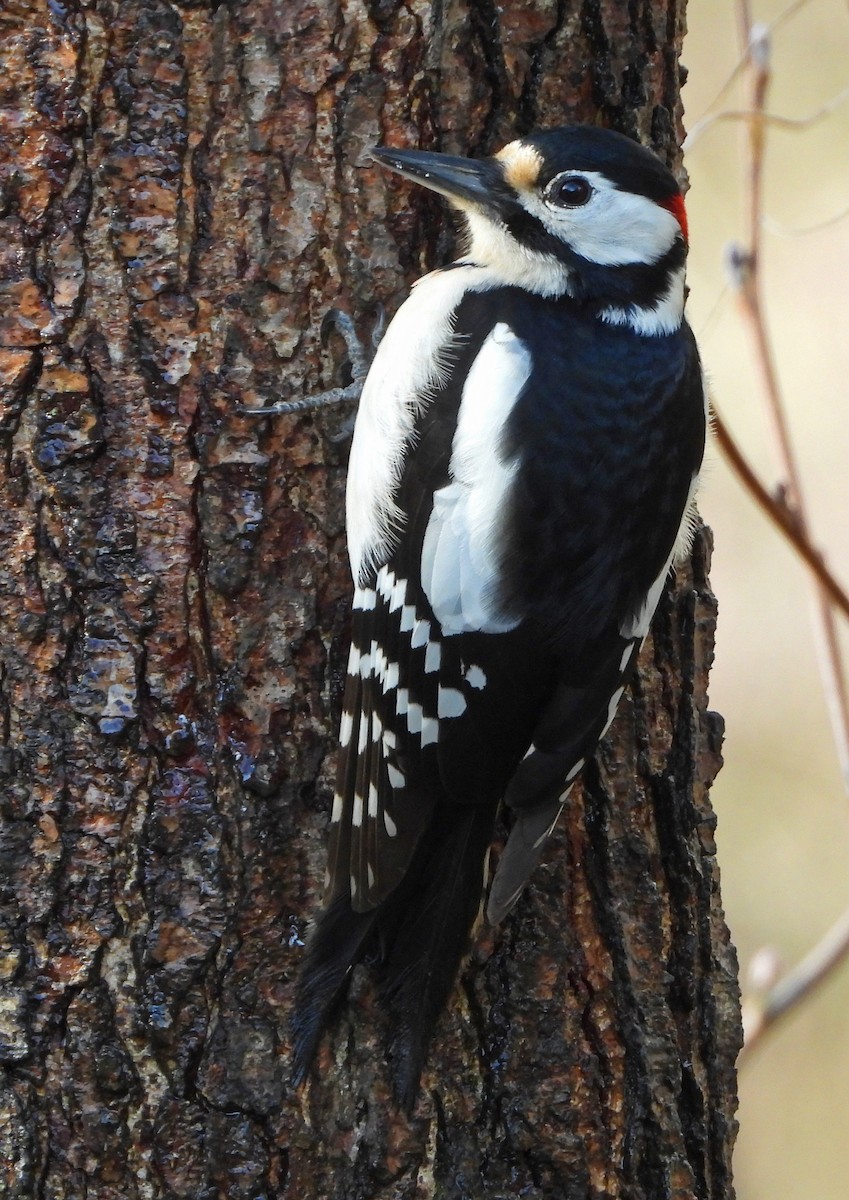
<box><xmin>372</xmin><ymin>126</ymin><xmax>689</xmax><ymax>334</ymax></box>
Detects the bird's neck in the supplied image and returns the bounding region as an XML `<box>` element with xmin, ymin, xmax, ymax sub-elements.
<box><xmin>462</xmin><ymin>214</ymin><xmax>687</xmax><ymax>337</ymax></box>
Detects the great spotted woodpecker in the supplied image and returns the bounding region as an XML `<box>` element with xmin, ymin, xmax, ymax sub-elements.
<box><xmin>292</xmin><ymin>126</ymin><xmax>706</xmax><ymax>1109</ymax></box>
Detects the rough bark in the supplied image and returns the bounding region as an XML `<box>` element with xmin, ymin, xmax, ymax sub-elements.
<box><xmin>0</xmin><ymin>1</ymin><xmax>740</xmax><ymax>1197</ymax></box>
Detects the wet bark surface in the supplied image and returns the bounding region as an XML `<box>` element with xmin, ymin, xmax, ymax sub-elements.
<box><xmin>0</xmin><ymin>1</ymin><xmax>740</xmax><ymax>1196</ymax></box>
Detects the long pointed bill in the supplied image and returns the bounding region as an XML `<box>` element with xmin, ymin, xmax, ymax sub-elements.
<box><xmin>371</xmin><ymin>146</ymin><xmax>518</xmax><ymax>221</ymax></box>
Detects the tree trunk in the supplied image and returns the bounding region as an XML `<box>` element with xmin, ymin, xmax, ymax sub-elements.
<box><xmin>0</xmin><ymin>1</ymin><xmax>740</xmax><ymax>1197</ymax></box>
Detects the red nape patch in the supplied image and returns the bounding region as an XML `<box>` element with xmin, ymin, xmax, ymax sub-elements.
<box><xmin>661</xmin><ymin>193</ymin><xmax>688</xmax><ymax>243</ymax></box>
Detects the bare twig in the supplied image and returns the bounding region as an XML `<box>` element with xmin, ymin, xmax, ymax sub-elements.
<box><xmin>683</xmin><ymin>83</ymin><xmax>849</xmax><ymax>150</ymax></box>
<box><xmin>743</xmin><ymin>906</ymin><xmax>849</xmax><ymax>1054</ymax></box>
<box><xmin>712</xmin><ymin>1</ymin><xmax>849</xmax><ymax>1052</ymax></box>
<box><xmin>763</xmin><ymin>200</ymin><xmax>849</xmax><ymax>237</ymax></box>
<box><xmin>690</xmin><ymin>0</ymin><xmax>818</xmax><ymax>138</ymax></box>
<box><xmin>711</xmin><ymin>407</ymin><xmax>849</xmax><ymax>623</ymax></box>
<box><xmin>730</xmin><ymin>12</ymin><xmax>849</xmax><ymax>794</ymax></box>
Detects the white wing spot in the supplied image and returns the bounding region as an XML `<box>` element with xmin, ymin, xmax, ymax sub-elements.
<box><xmin>350</xmin><ymin>874</ymin><xmax>358</xmax><ymax>899</ymax></box>
<box><xmin>348</xmin><ymin>646</ymin><xmax>361</xmax><ymax>676</ymax></box>
<box><xmin>382</xmin><ymin>661</ymin><xmax>399</xmax><ymax>692</ymax></box>
<box><xmin>355</xmin><ymin>587</ymin><xmax>376</xmax><ymax>612</ymax></box>
<box><xmin>400</xmin><ymin>604</ymin><xmax>416</xmax><ymax>633</ymax></box>
<box><xmin>352</xmin><ymin>792</ymin><xmax>364</xmax><ymax>828</ymax></box>
<box><xmin>424</xmin><ymin>640</ymin><xmax>442</xmax><ymax>673</ymax></box>
<box><xmin>463</xmin><ymin>663</ymin><xmax>487</xmax><ymax>689</ymax></box>
<box><xmin>368</xmin><ymin>782</ymin><xmax>379</xmax><ymax>817</ymax></box>
<box><xmin>411</xmin><ymin>618</ymin><xmax>431</xmax><ymax>650</ymax></box>
<box><xmin>421</xmin><ymin>716</ymin><xmax>439</xmax><ymax>746</ymax></box>
<box><xmin>357</xmin><ymin>718</ymin><xmax>369</xmax><ymax>754</ymax></box>
<box><xmin>376</xmin><ymin>567</ymin><xmax>394</xmax><ymax>601</ymax></box>
<box><xmin>331</xmin><ymin>793</ymin><xmax>344</xmax><ymax>823</ymax></box>
<box><xmin>620</xmin><ymin>643</ymin><xmax>636</xmax><ymax>674</ymax></box>
<box><xmin>407</xmin><ymin>701</ymin><xmax>423</xmax><ymax>735</ymax></box>
<box><xmin>384</xmin><ymin>810</ymin><xmax>398</xmax><ymax>837</ymax></box>
<box><xmin>397</xmin><ymin>687</ymin><xmax>409</xmax><ymax>716</ymax></box>
<box><xmin>438</xmin><ymin>686</ymin><xmax>467</xmax><ymax>719</ymax></box>
<box><xmin>367</xmin><ymin>862</ymin><xmax>375</xmax><ymax>889</ymax></box>
<box><xmin>390</xmin><ymin>577</ymin><xmax>407</xmax><ymax>612</ymax></box>
<box><xmin>387</xmin><ymin>763</ymin><xmax>405</xmax><ymax>789</ymax></box>
<box><xmin>339</xmin><ymin>710</ymin><xmax>353</xmax><ymax>748</ymax></box>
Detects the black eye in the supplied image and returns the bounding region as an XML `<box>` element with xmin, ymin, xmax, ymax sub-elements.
<box><xmin>548</xmin><ymin>175</ymin><xmax>593</xmax><ymax>208</ymax></box>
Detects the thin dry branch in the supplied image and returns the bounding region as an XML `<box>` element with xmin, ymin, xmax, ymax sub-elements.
<box><xmin>763</xmin><ymin>201</ymin><xmax>849</xmax><ymax>237</ymax></box>
<box><xmin>743</xmin><ymin>905</ymin><xmax>849</xmax><ymax>1053</ymax></box>
<box><xmin>715</xmin><ymin>3</ymin><xmax>849</xmax><ymax>1050</ymax></box>
<box><xmin>683</xmin><ymin>83</ymin><xmax>849</xmax><ymax>150</ymax></box>
<box><xmin>689</xmin><ymin>0</ymin><xmax>820</xmax><ymax>140</ymax></box>
<box><xmin>711</xmin><ymin>407</ymin><xmax>849</xmax><ymax>623</ymax></box>
<box><xmin>730</xmin><ymin>16</ymin><xmax>849</xmax><ymax>792</ymax></box>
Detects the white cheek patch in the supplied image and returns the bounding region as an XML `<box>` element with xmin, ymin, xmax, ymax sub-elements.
<box><xmin>524</xmin><ymin>171</ymin><xmax>681</xmax><ymax>268</ymax></box>
<box><xmin>464</xmin><ymin>212</ymin><xmax>572</xmax><ymax>297</ymax></box>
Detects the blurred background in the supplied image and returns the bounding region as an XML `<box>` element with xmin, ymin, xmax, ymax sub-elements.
<box><xmin>683</xmin><ymin>2</ymin><xmax>849</xmax><ymax>1196</ymax></box>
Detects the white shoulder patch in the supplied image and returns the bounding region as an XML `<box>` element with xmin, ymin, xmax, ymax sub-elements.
<box><xmin>346</xmin><ymin>268</ymin><xmax>478</xmax><ymax>584</ymax></box>
<box><xmin>421</xmin><ymin>323</ymin><xmax>531</xmax><ymax>634</ymax></box>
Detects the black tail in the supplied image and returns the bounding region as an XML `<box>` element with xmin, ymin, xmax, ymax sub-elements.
<box><xmin>290</xmin><ymin>894</ymin><xmax>381</xmax><ymax>1086</ymax></box>
<box><xmin>291</xmin><ymin>802</ymin><xmax>496</xmax><ymax>1109</ymax></box>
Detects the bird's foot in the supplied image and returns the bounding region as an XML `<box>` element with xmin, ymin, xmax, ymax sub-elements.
<box><xmin>237</xmin><ymin>307</ymin><xmax>384</xmax><ymax>419</ymax></box>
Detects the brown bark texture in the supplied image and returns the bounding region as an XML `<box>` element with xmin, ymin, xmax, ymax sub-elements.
<box><xmin>0</xmin><ymin>0</ymin><xmax>741</xmax><ymax>1197</ymax></box>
